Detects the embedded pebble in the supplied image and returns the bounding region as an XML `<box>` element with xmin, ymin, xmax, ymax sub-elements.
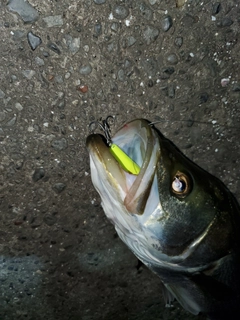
<box><xmin>35</xmin><ymin>56</ymin><xmax>45</xmax><ymax>66</ymax></box>
<box><xmin>162</xmin><ymin>67</ymin><xmax>175</xmax><ymax>75</ymax></box>
<box><xmin>199</xmin><ymin>92</ymin><xmax>209</xmax><ymax>104</ymax></box>
<box><xmin>176</xmin><ymin>0</ymin><xmax>186</xmax><ymax>7</ymax></box>
<box><xmin>43</xmin><ymin>15</ymin><xmax>63</xmax><ymax>27</ymax></box>
<box><xmin>174</xmin><ymin>36</ymin><xmax>183</xmax><ymax>47</ymax></box>
<box><xmin>52</xmin><ymin>183</ymin><xmax>66</xmax><ymax>194</ymax></box>
<box><xmin>94</xmin><ymin>23</ymin><xmax>102</xmax><ymax>36</ymax></box>
<box><xmin>55</xmin><ymin>75</ymin><xmax>64</xmax><ymax>83</ymax></box>
<box><xmin>11</xmin><ymin>75</ymin><xmax>18</xmax><ymax>82</ymax></box>
<box><xmin>107</xmin><ymin>42</ymin><xmax>116</xmax><ymax>52</ymax></box>
<box><xmin>65</xmin><ymin>35</ymin><xmax>80</xmax><ymax>55</ymax></box>
<box><xmin>221</xmin><ymin>78</ymin><xmax>230</xmax><ymax>87</ymax></box>
<box><xmin>110</xmin><ymin>81</ymin><xmax>118</xmax><ymax>92</ymax></box>
<box><xmin>148</xmin><ymin>79</ymin><xmax>154</xmax><ymax>87</ymax></box>
<box><xmin>51</xmin><ymin>138</ymin><xmax>68</xmax><ymax>151</ymax></box>
<box><xmin>27</xmin><ymin>32</ymin><xmax>42</xmax><ymax>50</ymax></box>
<box><xmin>118</xmin><ymin>69</ymin><xmax>126</xmax><ymax>82</ymax></box>
<box><xmin>58</xmin><ymin>100</ymin><xmax>66</xmax><ymax>109</ymax></box>
<box><xmin>79</xmin><ymin>64</ymin><xmax>92</xmax><ymax>75</ymax></box>
<box><xmin>232</xmin><ymin>83</ymin><xmax>240</xmax><ymax>92</ymax></box>
<box><xmin>78</xmin><ymin>85</ymin><xmax>88</xmax><ymax>93</ymax></box>
<box><xmin>127</xmin><ymin>36</ymin><xmax>136</xmax><ymax>47</ymax></box>
<box><xmin>15</xmin><ymin>102</ymin><xmax>23</xmax><ymax>111</ymax></box>
<box><xmin>218</xmin><ymin>17</ymin><xmax>233</xmax><ymax>27</ymax></box>
<box><xmin>112</xmin><ymin>5</ymin><xmax>129</xmax><ymax>20</ymax></box>
<box><xmin>124</xmin><ymin>59</ymin><xmax>132</xmax><ymax>68</ymax></box>
<box><xmin>41</xmin><ymin>51</ymin><xmax>49</xmax><ymax>58</ymax></box>
<box><xmin>111</xmin><ymin>22</ymin><xmax>119</xmax><ymax>32</ymax></box>
<box><xmin>7</xmin><ymin>0</ymin><xmax>39</xmax><ymax>23</ymax></box>
<box><xmin>43</xmin><ymin>214</ymin><xmax>57</xmax><ymax>226</ymax></box>
<box><xmin>167</xmin><ymin>54</ymin><xmax>178</xmax><ymax>65</ymax></box>
<box><xmin>93</xmin><ymin>0</ymin><xmax>106</xmax><ymax>4</ymax></box>
<box><xmin>48</xmin><ymin>42</ymin><xmax>61</xmax><ymax>54</ymax></box>
<box><xmin>42</xmin><ymin>51</ymin><xmax>50</xmax><ymax>57</ymax></box>
<box><xmin>142</xmin><ymin>57</ymin><xmax>158</xmax><ymax>77</ymax></box>
<box><xmin>32</xmin><ymin>168</ymin><xmax>45</xmax><ymax>182</ymax></box>
<box><xmin>65</xmin><ymin>72</ymin><xmax>71</xmax><ymax>80</ymax></box>
<box><xmin>139</xmin><ymin>2</ymin><xmax>153</xmax><ymax>21</ymax></box>
<box><xmin>11</xmin><ymin>30</ymin><xmax>25</xmax><ymax>40</ymax></box>
<box><xmin>0</xmin><ymin>89</ymin><xmax>5</xmax><ymax>98</ymax></box>
<box><xmin>30</xmin><ymin>215</ymin><xmax>42</xmax><ymax>228</ymax></box>
<box><xmin>212</xmin><ymin>3</ymin><xmax>221</xmax><ymax>15</ymax></box>
<box><xmin>83</xmin><ymin>45</ymin><xmax>89</xmax><ymax>52</ymax></box>
<box><xmin>161</xmin><ymin>15</ymin><xmax>173</xmax><ymax>32</ymax></box>
<box><xmin>22</xmin><ymin>70</ymin><xmax>36</xmax><ymax>79</ymax></box>
<box><xmin>0</xmin><ymin>112</ymin><xmax>6</xmax><ymax>122</ymax></box>
<box><xmin>168</xmin><ymin>85</ymin><xmax>175</xmax><ymax>98</ymax></box>
<box><xmin>0</xmin><ymin>127</ymin><xmax>5</xmax><ymax>136</ymax></box>
<box><xmin>143</xmin><ymin>25</ymin><xmax>159</xmax><ymax>45</ymax></box>
<box><xmin>6</xmin><ymin>115</ymin><xmax>17</xmax><ymax>126</ymax></box>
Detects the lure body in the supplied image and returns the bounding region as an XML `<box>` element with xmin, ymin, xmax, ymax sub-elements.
<box><xmin>109</xmin><ymin>143</ymin><xmax>140</xmax><ymax>175</ymax></box>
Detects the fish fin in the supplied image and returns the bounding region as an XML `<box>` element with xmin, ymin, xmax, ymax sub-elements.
<box><xmin>161</xmin><ymin>283</ymin><xmax>175</xmax><ymax>306</ymax></box>
<box><xmin>164</xmin><ymin>273</ymin><xmax>236</xmax><ymax>316</ymax></box>
<box><xmin>164</xmin><ymin>283</ymin><xmax>201</xmax><ymax>315</ymax></box>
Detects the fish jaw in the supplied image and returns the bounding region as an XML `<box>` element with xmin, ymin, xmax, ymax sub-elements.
<box><xmin>86</xmin><ymin>120</ymin><xmax>167</xmax><ymax>260</ymax></box>
<box><xmin>86</xmin><ymin>119</ymin><xmax>161</xmax><ymax>221</ymax></box>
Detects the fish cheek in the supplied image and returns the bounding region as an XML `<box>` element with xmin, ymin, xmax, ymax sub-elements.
<box><xmin>156</xmin><ymin>138</ymin><xmax>228</xmax><ymax>252</ymax></box>
<box><xmin>156</xmin><ymin>168</ymin><xmax>209</xmax><ymax>253</ymax></box>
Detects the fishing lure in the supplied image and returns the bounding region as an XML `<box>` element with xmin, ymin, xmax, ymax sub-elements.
<box><xmin>89</xmin><ymin>116</ymin><xmax>140</xmax><ymax>175</ymax></box>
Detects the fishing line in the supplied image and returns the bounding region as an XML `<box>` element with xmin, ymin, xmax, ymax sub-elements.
<box><xmin>148</xmin><ymin>119</ymin><xmax>239</xmax><ymax>130</ymax></box>
<box><xmin>88</xmin><ymin>116</ymin><xmax>239</xmax><ymax>176</ymax></box>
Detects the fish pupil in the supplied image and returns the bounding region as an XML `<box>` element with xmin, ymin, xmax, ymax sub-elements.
<box><xmin>171</xmin><ymin>171</ymin><xmax>191</xmax><ymax>197</ymax></box>
<box><xmin>172</xmin><ymin>177</ymin><xmax>186</xmax><ymax>192</ymax></box>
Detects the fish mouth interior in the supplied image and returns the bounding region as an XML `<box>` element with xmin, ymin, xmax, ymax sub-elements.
<box><xmin>111</xmin><ymin>119</ymin><xmax>151</xmax><ymax>170</ymax></box>
<box><xmin>86</xmin><ymin>119</ymin><xmax>160</xmax><ymax>215</ymax></box>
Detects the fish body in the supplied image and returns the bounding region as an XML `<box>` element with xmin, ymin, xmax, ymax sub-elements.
<box><xmin>86</xmin><ymin>119</ymin><xmax>240</xmax><ymax>319</ymax></box>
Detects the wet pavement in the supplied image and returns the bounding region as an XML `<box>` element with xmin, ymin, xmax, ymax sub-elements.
<box><xmin>0</xmin><ymin>1</ymin><xmax>240</xmax><ymax>319</ymax></box>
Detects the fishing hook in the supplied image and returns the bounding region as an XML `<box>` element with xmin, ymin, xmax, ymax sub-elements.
<box><xmin>89</xmin><ymin>115</ymin><xmax>115</xmax><ymax>145</ymax></box>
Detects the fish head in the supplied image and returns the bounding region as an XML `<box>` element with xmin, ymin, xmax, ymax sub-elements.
<box><xmin>86</xmin><ymin>119</ymin><xmax>235</xmax><ymax>270</ymax></box>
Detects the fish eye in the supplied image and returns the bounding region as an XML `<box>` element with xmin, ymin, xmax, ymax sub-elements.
<box><xmin>171</xmin><ymin>171</ymin><xmax>191</xmax><ymax>197</ymax></box>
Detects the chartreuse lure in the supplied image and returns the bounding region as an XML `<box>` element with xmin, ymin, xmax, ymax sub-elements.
<box><xmin>109</xmin><ymin>142</ymin><xmax>140</xmax><ymax>175</ymax></box>
<box><xmin>89</xmin><ymin>116</ymin><xmax>140</xmax><ymax>175</ymax></box>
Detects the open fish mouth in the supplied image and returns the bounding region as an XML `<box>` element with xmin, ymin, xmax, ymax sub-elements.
<box><xmin>86</xmin><ymin>119</ymin><xmax>167</xmax><ymax>270</ymax></box>
<box><xmin>86</xmin><ymin>119</ymin><xmax>161</xmax><ymax>216</ymax></box>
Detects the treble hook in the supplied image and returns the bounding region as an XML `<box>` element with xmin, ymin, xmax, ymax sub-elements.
<box><xmin>89</xmin><ymin>115</ymin><xmax>115</xmax><ymax>145</ymax></box>
<box><xmin>88</xmin><ymin>115</ymin><xmax>140</xmax><ymax>175</ymax></box>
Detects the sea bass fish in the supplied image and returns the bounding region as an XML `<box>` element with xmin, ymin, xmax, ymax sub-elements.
<box><xmin>86</xmin><ymin>119</ymin><xmax>240</xmax><ymax>319</ymax></box>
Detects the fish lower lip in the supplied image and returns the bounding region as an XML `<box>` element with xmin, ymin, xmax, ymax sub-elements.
<box><xmin>86</xmin><ymin>134</ymin><xmax>128</xmax><ymax>192</ymax></box>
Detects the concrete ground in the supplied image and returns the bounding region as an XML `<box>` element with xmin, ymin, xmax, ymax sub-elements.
<box><xmin>0</xmin><ymin>0</ymin><xmax>240</xmax><ymax>319</ymax></box>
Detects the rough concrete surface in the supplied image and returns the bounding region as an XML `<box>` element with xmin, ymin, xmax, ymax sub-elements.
<box><xmin>0</xmin><ymin>0</ymin><xmax>240</xmax><ymax>319</ymax></box>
